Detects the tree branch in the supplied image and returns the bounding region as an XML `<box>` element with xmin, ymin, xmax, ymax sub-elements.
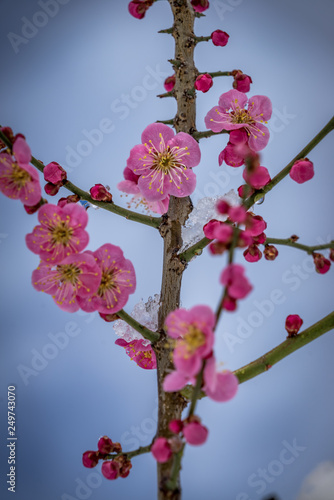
<box><xmin>264</xmin><ymin>237</ymin><xmax>334</xmax><ymax>254</ymax></box>
<box><xmin>0</xmin><ymin>129</ymin><xmax>161</xmax><ymax>229</ymax></box>
<box><xmin>243</xmin><ymin>115</ymin><xmax>334</xmax><ymax>210</ymax></box>
<box><xmin>117</xmin><ymin>309</ymin><xmax>160</xmax><ymax>343</ymax></box>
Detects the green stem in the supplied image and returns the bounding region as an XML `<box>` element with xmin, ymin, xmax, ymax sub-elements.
<box><xmin>193</xmin><ymin>35</ymin><xmax>211</xmax><ymax>43</ymax></box>
<box><xmin>234</xmin><ymin>311</ymin><xmax>334</xmax><ymax>384</ymax></box>
<box><xmin>243</xmin><ymin>115</ymin><xmax>334</xmax><ymax>210</ymax></box>
<box><xmin>210</xmin><ymin>71</ymin><xmax>231</xmax><ymax>78</ymax></box>
<box><xmin>192</xmin><ymin>129</ymin><xmax>228</xmax><ymax>140</ymax></box>
<box><xmin>158</xmin><ymin>27</ymin><xmax>173</xmax><ymax>34</ymax></box>
<box><xmin>0</xmin><ymin>130</ymin><xmax>162</xmax><ymax>229</ymax></box>
<box><xmin>107</xmin><ymin>444</ymin><xmax>152</xmax><ymax>460</ymax></box>
<box><xmin>157</xmin><ymin>91</ymin><xmax>175</xmax><ymax>98</ymax></box>
<box><xmin>264</xmin><ymin>237</ymin><xmax>334</xmax><ymax>254</ymax></box>
<box><xmin>117</xmin><ymin>309</ymin><xmax>160</xmax><ymax>343</ymax></box>
<box><xmin>178</xmin><ymin>236</ymin><xmax>211</xmax><ymax>262</ymax></box>
<box><xmin>156</xmin><ymin>119</ymin><xmax>174</xmax><ymax>125</ymax></box>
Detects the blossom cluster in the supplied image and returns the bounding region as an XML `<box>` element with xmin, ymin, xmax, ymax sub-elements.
<box><xmin>26</xmin><ymin>202</ymin><xmax>136</xmax><ymax>313</ymax></box>
<box><xmin>83</xmin><ymin>436</ymin><xmax>132</xmax><ymax>480</ymax></box>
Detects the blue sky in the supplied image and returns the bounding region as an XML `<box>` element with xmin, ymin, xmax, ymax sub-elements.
<box><xmin>1</xmin><ymin>1</ymin><xmax>334</xmax><ymax>499</ymax></box>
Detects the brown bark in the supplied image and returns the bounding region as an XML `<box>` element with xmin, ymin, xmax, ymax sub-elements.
<box><xmin>153</xmin><ymin>1</ymin><xmax>198</xmax><ymax>498</ymax></box>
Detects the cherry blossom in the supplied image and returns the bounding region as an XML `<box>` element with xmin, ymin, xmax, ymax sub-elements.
<box><xmin>211</xmin><ymin>29</ymin><xmax>229</xmax><ymax>47</ymax></box>
<box><xmin>78</xmin><ymin>244</ymin><xmax>136</xmax><ymax>314</ymax></box>
<box><xmin>128</xmin><ymin>0</ymin><xmax>153</xmax><ymax>19</ymax></box>
<box><xmin>126</xmin><ymin>123</ymin><xmax>200</xmax><ymax>201</ymax></box>
<box><xmin>115</xmin><ymin>338</ymin><xmax>157</xmax><ymax>369</ymax></box>
<box><xmin>151</xmin><ymin>437</ymin><xmax>173</xmax><ymax>463</ymax></box>
<box><xmin>26</xmin><ymin>203</ymin><xmax>89</xmax><ymax>264</ymax></box>
<box><xmin>43</xmin><ymin>161</ymin><xmax>67</xmax><ymax>185</ymax></box>
<box><xmin>32</xmin><ymin>252</ymin><xmax>102</xmax><ymax>312</ymax></box>
<box><xmin>195</xmin><ymin>73</ymin><xmax>213</xmax><ymax>93</ymax></box>
<box><xmin>0</xmin><ymin>136</ymin><xmax>41</xmax><ymax>206</ymax></box>
<box><xmin>285</xmin><ymin>314</ymin><xmax>303</xmax><ymax>337</ymax></box>
<box><xmin>205</xmin><ymin>89</ymin><xmax>272</xmax><ymax>151</ymax></box>
<box><xmin>164</xmin><ymin>74</ymin><xmax>176</xmax><ymax>92</ymax></box>
<box><xmin>220</xmin><ymin>263</ymin><xmax>252</xmax><ymax>299</ymax></box>
<box><xmin>183</xmin><ymin>421</ymin><xmax>208</xmax><ymax>445</ymax></box>
<box><xmin>191</xmin><ymin>0</ymin><xmax>209</xmax><ymax>12</ymax></box>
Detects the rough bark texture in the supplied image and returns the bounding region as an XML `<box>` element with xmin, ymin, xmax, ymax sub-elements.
<box><xmin>153</xmin><ymin>1</ymin><xmax>197</xmax><ymax>499</ymax></box>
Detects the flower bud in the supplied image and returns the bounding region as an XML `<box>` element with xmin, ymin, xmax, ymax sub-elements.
<box><xmin>151</xmin><ymin>437</ymin><xmax>172</xmax><ymax>463</ymax></box>
<box><xmin>101</xmin><ymin>460</ymin><xmax>120</xmax><ymax>480</ymax></box>
<box><xmin>44</xmin><ymin>161</ymin><xmax>67</xmax><ymax>184</ymax></box>
<box><xmin>232</xmin><ymin>70</ymin><xmax>252</xmax><ymax>92</ymax></box>
<box><xmin>98</xmin><ymin>436</ymin><xmax>114</xmax><ymax>454</ymax></box>
<box><xmin>211</xmin><ymin>29</ymin><xmax>229</xmax><ymax>46</ymax></box>
<box><xmin>191</xmin><ymin>0</ymin><xmax>210</xmax><ymax>12</ymax></box>
<box><xmin>313</xmin><ymin>252</ymin><xmax>331</xmax><ymax>274</ymax></box>
<box><xmin>289</xmin><ymin>158</ymin><xmax>314</xmax><ymax>184</ymax></box>
<box><xmin>90</xmin><ymin>184</ymin><xmax>113</xmax><ymax>202</ymax></box>
<box><xmin>82</xmin><ymin>451</ymin><xmax>99</xmax><ymax>468</ymax></box>
<box><xmin>285</xmin><ymin>314</ymin><xmax>303</xmax><ymax>337</ymax></box>
<box><xmin>194</xmin><ymin>73</ymin><xmax>213</xmax><ymax>93</ymax></box>
<box><xmin>164</xmin><ymin>75</ymin><xmax>175</xmax><ymax>92</ymax></box>
<box><xmin>169</xmin><ymin>419</ymin><xmax>184</xmax><ymax>434</ymax></box>
<box><xmin>44</xmin><ymin>182</ymin><xmax>62</xmax><ymax>196</ymax></box>
<box><xmin>264</xmin><ymin>244</ymin><xmax>278</xmax><ymax>261</ymax></box>
<box><xmin>24</xmin><ymin>198</ymin><xmax>47</xmax><ymax>214</ymax></box>
<box><xmin>243</xmin><ymin>244</ymin><xmax>262</xmax><ymax>262</ymax></box>
<box><xmin>183</xmin><ymin>421</ymin><xmax>208</xmax><ymax>446</ymax></box>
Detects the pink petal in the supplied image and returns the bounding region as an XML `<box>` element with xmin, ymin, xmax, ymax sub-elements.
<box><xmin>13</xmin><ymin>136</ymin><xmax>31</xmax><ymax>164</ymax></box>
<box><xmin>218</xmin><ymin>89</ymin><xmax>248</xmax><ymax>112</ymax></box>
<box><xmin>205</xmin><ymin>371</ymin><xmax>239</xmax><ymax>402</ymax></box>
<box><xmin>168</xmin><ymin>132</ymin><xmax>201</xmax><ymax>169</ymax></box>
<box><xmin>141</xmin><ymin>123</ymin><xmax>175</xmax><ymax>151</ymax></box>
<box><xmin>248</xmin><ymin>95</ymin><xmax>272</xmax><ymax>121</ymax></box>
<box><xmin>163</xmin><ymin>371</ymin><xmax>189</xmax><ymax>392</ymax></box>
<box><xmin>183</xmin><ymin>422</ymin><xmax>208</xmax><ymax>445</ymax></box>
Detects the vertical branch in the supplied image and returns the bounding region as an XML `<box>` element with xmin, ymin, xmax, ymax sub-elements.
<box><xmin>153</xmin><ymin>1</ymin><xmax>198</xmax><ymax>498</ymax></box>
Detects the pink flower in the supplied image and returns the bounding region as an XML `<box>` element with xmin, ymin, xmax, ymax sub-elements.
<box><xmin>228</xmin><ymin>205</ymin><xmax>247</xmax><ymax>223</ymax></box>
<box><xmin>82</xmin><ymin>451</ymin><xmax>99</xmax><ymax>468</ymax></box>
<box><xmin>151</xmin><ymin>437</ymin><xmax>172</xmax><ymax>463</ymax></box>
<box><xmin>117</xmin><ymin>166</ymin><xmax>169</xmax><ymax>214</ymax></box>
<box><xmin>191</xmin><ymin>0</ymin><xmax>209</xmax><ymax>12</ymax></box>
<box><xmin>90</xmin><ymin>184</ymin><xmax>112</xmax><ymax>202</ymax></box>
<box><xmin>285</xmin><ymin>314</ymin><xmax>303</xmax><ymax>337</ymax></box>
<box><xmin>232</xmin><ymin>71</ymin><xmax>253</xmax><ymax>93</ymax></box>
<box><xmin>164</xmin><ymin>75</ymin><xmax>175</xmax><ymax>92</ymax></box>
<box><xmin>44</xmin><ymin>161</ymin><xmax>67</xmax><ymax>184</ymax></box>
<box><xmin>24</xmin><ymin>198</ymin><xmax>47</xmax><ymax>215</ymax></box>
<box><xmin>115</xmin><ymin>338</ymin><xmax>156</xmax><ymax>369</ymax></box>
<box><xmin>204</xmin><ymin>369</ymin><xmax>239</xmax><ymax>402</ymax></box>
<box><xmin>45</xmin><ymin>182</ymin><xmax>62</xmax><ymax>196</ymax></box>
<box><xmin>183</xmin><ymin>421</ymin><xmax>208</xmax><ymax>445</ymax></box>
<box><xmin>313</xmin><ymin>252</ymin><xmax>331</xmax><ymax>274</ymax></box>
<box><xmin>165</xmin><ymin>305</ymin><xmax>215</xmax><ymax>377</ymax></box>
<box><xmin>243</xmin><ymin>244</ymin><xmax>262</xmax><ymax>262</ymax></box>
<box><xmin>0</xmin><ymin>137</ymin><xmax>41</xmax><ymax>206</ymax></box>
<box><xmin>264</xmin><ymin>244</ymin><xmax>278</xmax><ymax>261</ymax></box>
<box><xmin>219</xmin><ymin>142</ymin><xmax>245</xmax><ymax>167</ymax></box>
<box><xmin>32</xmin><ymin>252</ymin><xmax>102</xmax><ymax>312</ymax></box>
<box><xmin>195</xmin><ymin>73</ymin><xmax>213</xmax><ymax>93</ymax></box>
<box><xmin>211</xmin><ymin>29</ymin><xmax>229</xmax><ymax>46</ymax></box>
<box><xmin>26</xmin><ymin>203</ymin><xmax>89</xmax><ymax>264</ymax></box>
<box><xmin>205</xmin><ymin>89</ymin><xmax>272</xmax><ymax>151</ymax></box>
<box><xmin>78</xmin><ymin>244</ymin><xmax>136</xmax><ymax>314</ymax></box>
<box><xmin>128</xmin><ymin>0</ymin><xmax>153</xmax><ymax>19</ymax></box>
<box><xmin>126</xmin><ymin>123</ymin><xmax>200</xmax><ymax>201</ymax></box>
<box><xmin>101</xmin><ymin>461</ymin><xmax>120</xmax><ymax>480</ymax></box>
<box><xmin>220</xmin><ymin>263</ymin><xmax>252</xmax><ymax>299</ymax></box>
<box><xmin>245</xmin><ymin>213</ymin><xmax>267</xmax><ymax>237</ymax></box>
<box><xmin>289</xmin><ymin>158</ymin><xmax>314</xmax><ymax>184</ymax></box>
<box><xmin>243</xmin><ymin>165</ymin><xmax>271</xmax><ymax>189</ymax></box>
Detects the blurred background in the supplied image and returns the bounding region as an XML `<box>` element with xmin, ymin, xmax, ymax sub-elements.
<box><xmin>0</xmin><ymin>1</ymin><xmax>333</xmax><ymax>499</ymax></box>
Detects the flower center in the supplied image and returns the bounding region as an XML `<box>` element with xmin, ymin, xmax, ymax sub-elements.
<box><xmin>51</xmin><ymin>222</ymin><xmax>73</xmax><ymax>245</ymax></box>
<box><xmin>12</xmin><ymin>164</ymin><xmax>31</xmax><ymax>187</ymax></box>
<box><xmin>183</xmin><ymin>325</ymin><xmax>206</xmax><ymax>354</ymax></box>
<box><xmin>151</xmin><ymin>148</ymin><xmax>176</xmax><ymax>174</ymax></box>
<box><xmin>231</xmin><ymin>109</ymin><xmax>253</xmax><ymax>125</ymax></box>
<box><xmin>58</xmin><ymin>263</ymin><xmax>81</xmax><ymax>284</ymax></box>
<box><xmin>98</xmin><ymin>270</ymin><xmax>116</xmax><ymax>296</ymax></box>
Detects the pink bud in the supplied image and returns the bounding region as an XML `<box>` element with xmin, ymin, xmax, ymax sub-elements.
<box><xmin>232</xmin><ymin>71</ymin><xmax>253</xmax><ymax>93</ymax></box>
<box><xmin>264</xmin><ymin>244</ymin><xmax>278</xmax><ymax>261</ymax></box>
<box><xmin>24</xmin><ymin>198</ymin><xmax>46</xmax><ymax>214</ymax></box>
<box><xmin>164</xmin><ymin>75</ymin><xmax>175</xmax><ymax>92</ymax></box>
<box><xmin>228</xmin><ymin>205</ymin><xmax>247</xmax><ymax>223</ymax></box>
<box><xmin>289</xmin><ymin>158</ymin><xmax>314</xmax><ymax>184</ymax></box>
<box><xmin>151</xmin><ymin>437</ymin><xmax>172</xmax><ymax>463</ymax></box>
<box><xmin>194</xmin><ymin>73</ymin><xmax>213</xmax><ymax>93</ymax></box>
<box><xmin>222</xmin><ymin>294</ymin><xmax>237</xmax><ymax>311</ymax></box>
<box><xmin>191</xmin><ymin>0</ymin><xmax>210</xmax><ymax>12</ymax></box>
<box><xmin>285</xmin><ymin>314</ymin><xmax>303</xmax><ymax>337</ymax></box>
<box><xmin>82</xmin><ymin>451</ymin><xmax>99</xmax><ymax>468</ymax></box>
<box><xmin>101</xmin><ymin>460</ymin><xmax>120</xmax><ymax>480</ymax></box>
<box><xmin>313</xmin><ymin>252</ymin><xmax>331</xmax><ymax>274</ymax></box>
<box><xmin>243</xmin><ymin>165</ymin><xmax>271</xmax><ymax>189</ymax></box>
<box><xmin>90</xmin><ymin>183</ymin><xmax>112</xmax><ymax>202</ymax></box>
<box><xmin>243</xmin><ymin>244</ymin><xmax>262</xmax><ymax>262</ymax></box>
<box><xmin>44</xmin><ymin>161</ymin><xmax>67</xmax><ymax>184</ymax></box>
<box><xmin>203</xmin><ymin>219</ymin><xmax>221</xmax><ymax>239</ymax></box>
<box><xmin>98</xmin><ymin>436</ymin><xmax>114</xmax><ymax>454</ymax></box>
<box><xmin>238</xmin><ymin>184</ymin><xmax>254</xmax><ymax>199</ymax></box>
<box><xmin>183</xmin><ymin>421</ymin><xmax>208</xmax><ymax>446</ymax></box>
<box><xmin>211</xmin><ymin>29</ymin><xmax>229</xmax><ymax>47</ymax></box>
<box><xmin>44</xmin><ymin>182</ymin><xmax>62</xmax><ymax>196</ymax></box>
<box><xmin>128</xmin><ymin>0</ymin><xmax>152</xmax><ymax>19</ymax></box>
<box><xmin>169</xmin><ymin>419</ymin><xmax>184</xmax><ymax>434</ymax></box>
<box><xmin>216</xmin><ymin>199</ymin><xmax>230</xmax><ymax>214</ymax></box>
